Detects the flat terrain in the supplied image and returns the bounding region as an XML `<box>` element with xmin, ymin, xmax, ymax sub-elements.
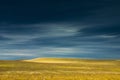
<box><xmin>0</xmin><ymin>58</ymin><xmax>120</xmax><ymax>80</ymax></box>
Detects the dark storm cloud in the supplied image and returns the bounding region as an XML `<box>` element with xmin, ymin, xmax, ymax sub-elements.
<box><xmin>0</xmin><ymin>0</ymin><xmax>118</xmax><ymax>24</ymax></box>
<box><xmin>0</xmin><ymin>0</ymin><xmax>120</xmax><ymax>59</ymax></box>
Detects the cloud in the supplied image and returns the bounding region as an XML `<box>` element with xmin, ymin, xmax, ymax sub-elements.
<box><xmin>97</xmin><ymin>35</ymin><xmax>117</xmax><ymax>38</ymax></box>
<box><xmin>0</xmin><ymin>23</ymin><xmax>80</xmax><ymax>48</ymax></box>
<box><xmin>0</xmin><ymin>0</ymin><xmax>120</xmax><ymax>60</ymax></box>
<box><xmin>0</xmin><ymin>18</ymin><xmax>120</xmax><ymax>60</ymax></box>
<box><xmin>0</xmin><ymin>53</ymin><xmax>33</xmax><ymax>56</ymax></box>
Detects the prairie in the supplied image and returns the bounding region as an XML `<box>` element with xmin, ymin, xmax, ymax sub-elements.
<box><xmin>0</xmin><ymin>58</ymin><xmax>120</xmax><ymax>80</ymax></box>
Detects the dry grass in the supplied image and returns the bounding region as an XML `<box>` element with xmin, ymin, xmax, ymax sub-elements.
<box><xmin>0</xmin><ymin>58</ymin><xmax>120</xmax><ymax>80</ymax></box>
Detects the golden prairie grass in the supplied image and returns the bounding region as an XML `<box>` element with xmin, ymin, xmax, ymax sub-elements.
<box><xmin>0</xmin><ymin>58</ymin><xmax>120</xmax><ymax>80</ymax></box>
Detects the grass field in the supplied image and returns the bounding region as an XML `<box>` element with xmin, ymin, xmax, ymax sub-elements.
<box><xmin>0</xmin><ymin>58</ymin><xmax>120</xmax><ymax>80</ymax></box>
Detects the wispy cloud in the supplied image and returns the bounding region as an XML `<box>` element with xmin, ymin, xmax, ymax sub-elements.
<box><xmin>0</xmin><ymin>22</ymin><xmax>120</xmax><ymax>59</ymax></box>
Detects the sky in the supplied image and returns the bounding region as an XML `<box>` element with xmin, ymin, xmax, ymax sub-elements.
<box><xmin>0</xmin><ymin>0</ymin><xmax>120</xmax><ymax>60</ymax></box>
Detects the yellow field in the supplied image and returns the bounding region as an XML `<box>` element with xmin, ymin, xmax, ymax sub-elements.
<box><xmin>0</xmin><ymin>58</ymin><xmax>120</xmax><ymax>80</ymax></box>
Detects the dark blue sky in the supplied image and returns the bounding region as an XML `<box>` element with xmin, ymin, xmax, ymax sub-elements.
<box><xmin>0</xmin><ymin>0</ymin><xmax>120</xmax><ymax>60</ymax></box>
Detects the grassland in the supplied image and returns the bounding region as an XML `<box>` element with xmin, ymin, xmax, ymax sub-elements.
<box><xmin>0</xmin><ymin>58</ymin><xmax>120</xmax><ymax>80</ymax></box>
